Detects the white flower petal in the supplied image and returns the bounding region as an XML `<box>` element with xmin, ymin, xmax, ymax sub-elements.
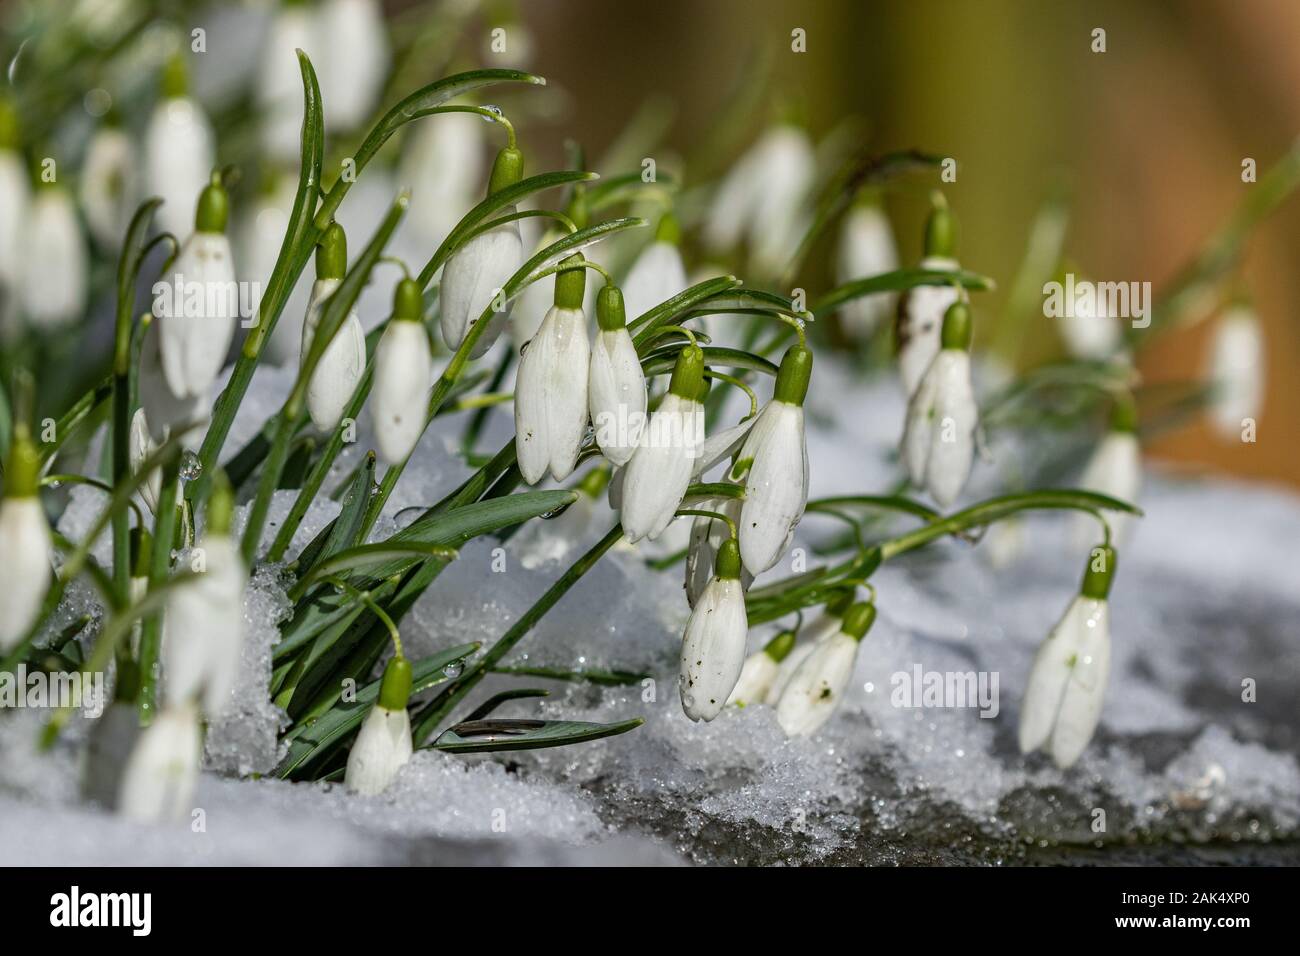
<box><xmin>1074</xmin><ymin>431</ymin><xmax>1142</xmax><ymax>547</ymax></box>
<box><xmin>438</xmin><ymin>213</ymin><xmax>523</xmax><ymax>357</ymax></box>
<box><xmin>619</xmin><ymin>394</ymin><xmax>703</xmax><ymax>542</ymax></box>
<box><xmin>896</xmin><ymin>258</ymin><xmax>959</xmax><ymax>398</ymax></box>
<box><xmin>0</xmin><ymin>497</ymin><xmax>53</xmax><ymax>651</ymax></box>
<box><xmin>21</xmin><ymin>189</ymin><xmax>88</xmax><ymax>329</ymax></box>
<box><xmin>117</xmin><ymin>704</ymin><xmax>201</xmax><ymax>823</ymax></box>
<box><xmin>679</xmin><ymin>577</ymin><xmax>749</xmax><ymax>721</ymax></box>
<box><xmin>162</xmin><ymin>535</ymin><xmax>247</xmax><ymax>717</ymax></box>
<box><xmin>1206</xmin><ymin>306</ymin><xmax>1264</xmax><ymax>438</ymax></box>
<box><xmin>345</xmin><ymin>704</ymin><xmax>413</xmax><ymax>795</ymax></box>
<box><xmin>775</xmin><ymin>631</ymin><xmax>859</xmax><ymax>737</ymax></box>
<box><xmin>157</xmin><ymin>231</ymin><xmax>238</xmax><ymax>398</ymax></box>
<box><xmin>515</xmin><ymin>306</ymin><xmax>590</xmax><ymax>483</ymax></box>
<box><xmin>373</xmin><ymin>320</ymin><xmax>433</xmax><ymax>465</ymax></box>
<box><xmin>589</xmin><ymin>327</ymin><xmax>646</xmax><ymax>467</ymax></box>
<box><xmin>621</xmin><ymin>240</ymin><xmax>687</xmax><ymax>322</ymax></box>
<box><xmin>727</xmin><ymin>650</ymin><xmax>779</xmax><ymax>707</ymax></box>
<box><xmin>738</xmin><ymin>402</ymin><xmax>807</xmax><ymax>575</ymax></box>
<box><xmin>1049</xmin><ymin>600</ymin><xmax>1110</xmax><ymax>768</ymax></box>
<box><xmin>1017</xmin><ymin>595</ymin><xmax>1094</xmax><ymax>756</ymax></box>
<box><xmin>145</xmin><ymin>97</ymin><xmax>214</xmax><ymax>238</ymax></box>
<box><xmin>836</xmin><ymin>204</ymin><xmax>899</xmax><ymax>339</ymax></box>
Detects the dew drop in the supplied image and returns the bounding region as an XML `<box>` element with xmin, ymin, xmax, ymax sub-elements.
<box><xmin>481</xmin><ymin>104</ymin><xmax>503</xmax><ymax>122</ymax></box>
<box><xmin>179</xmin><ymin>451</ymin><xmax>202</xmax><ymax>482</ymax></box>
<box><xmin>443</xmin><ymin>661</ymin><xmax>464</xmax><ymax>679</ymax></box>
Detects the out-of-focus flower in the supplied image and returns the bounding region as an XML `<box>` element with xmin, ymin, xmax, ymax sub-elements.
<box><xmin>117</xmin><ymin>703</ymin><xmax>201</xmax><ymax>823</ymax></box>
<box><xmin>0</xmin><ymin>98</ymin><xmax>27</xmax><ymax>324</ymax></box>
<box><xmin>896</xmin><ymin>192</ymin><xmax>961</xmax><ymax>399</ymax></box>
<box><xmin>79</xmin><ymin>122</ymin><xmax>137</xmax><ymax>249</ymax></box>
<box><xmin>621</xmin><ymin>215</ymin><xmax>687</xmax><ymax>322</ymax></box>
<box><xmin>776</xmin><ymin>601</ymin><xmax>876</xmax><ymax>737</ymax></box>
<box><xmin>21</xmin><ymin>184</ymin><xmax>88</xmax><ymax>330</ymax></box>
<box><xmin>145</xmin><ymin>55</ymin><xmax>214</xmax><ymax>238</ymax></box>
<box><xmin>1055</xmin><ymin>269</ymin><xmax>1122</xmax><ymax>361</ymax></box>
<box><xmin>1205</xmin><ymin>302</ymin><xmax>1264</xmax><ymax>439</ymax></box>
<box><xmin>0</xmin><ymin>430</ymin><xmax>53</xmax><ymax>652</ymax></box>
<box><xmin>726</xmin><ymin>629</ymin><xmax>796</xmax><ymax>708</ymax></box>
<box><xmin>402</xmin><ymin>110</ymin><xmax>484</xmax><ymax>254</ymax></box>
<box><xmin>836</xmin><ymin>195</ymin><xmax>899</xmax><ymax>340</ymax></box>
<box><xmin>237</xmin><ymin>173</ymin><xmax>309</xmax><ymax>366</ymax></box>
<box><xmin>316</xmin><ymin>0</ymin><xmax>390</xmax><ymax>133</ymax></box>
<box><xmin>1074</xmin><ymin>399</ymin><xmax>1141</xmax><ymax>547</ymax></box>
<box><xmin>256</xmin><ymin>0</ymin><xmax>316</xmax><ymax>163</ymax></box>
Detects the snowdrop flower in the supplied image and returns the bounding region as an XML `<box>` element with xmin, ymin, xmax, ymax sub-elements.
<box><xmin>1074</xmin><ymin>400</ymin><xmax>1141</xmax><ymax>547</ymax></box>
<box><xmin>316</xmin><ymin>0</ymin><xmax>390</xmax><ymax>133</ymax></box>
<box><xmin>129</xmin><ymin>408</ymin><xmax>162</xmax><ymax>514</ymax></box>
<box><xmin>117</xmin><ymin>702</ymin><xmax>201</xmax><ymax>823</ymax></box>
<box><xmin>765</xmin><ymin>591</ymin><xmax>856</xmax><ymax>705</ymax></box>
<box><xmin>679</xmin><ymin>538</ymin><xmax>749</xmax><ymax>721</ymax></box>
<box><xmin>515</xmin><ymin>257</ymin><xmax>591</xmax><ymax>483</ymax></box>
<box><xmin>684</xmin><ymin>495</ymin><xmax>751</xmax><ymax>608</ymax></box>
<box><xmin>162</xmin><ymin>480</ymin><xmax>246</xmax><ymax>718</ymax></box>
<box><xmin>156</xmin><ymin>174</ymin><xmax>237</xmax><ymax>400</ymax></box>
<box><xmin>145</xmin><ymin>55</ymin><xmax>214</xmax><ymax>238</ymax></box>
<box><xmin>619</xmin><ymin>344</ymin><xmax>707</xmax><ymax>542</ymax></box>
<box><xmin>0</xmin><ymin>431</ymin><xmax>53</xmax><ymax>652</ymax></box>
<box><xmin>736</xmin><ymin>344</ymin><xmax>811</xmax><ymax>576</ymax></box>
<box><xmin>301</xmin><ymin>222</ymin><xmax>367</xmax><ymax>432</ymax></box>
<box><xmin>704</xmin><ymin>124</ymin><xmax>815</xmax><ymax>275</ymax></box>
<box><xmin>776</xmin><ymin>601</ymin><xmax>876</xmax><ymax>737</ymax></box>
<box><xmin>138</xmin><ymin>319</ymin><xmax>209</xmax><ymax>448</ymax></box>
<box><xmin>439</xmin><ymin>145</ymin><xmax>525</xmax><ymax>358</ymax></box>
<box><xmin>402</xmin><ymin>109</ymin><xmax>484</xmax><ymax>253</ymax></box>
<box><xmin>1205</xmin><ymin>303</ymin><xmax>1264</xmax><ymax>439</ymax></box>
<box><xmin>0</xmin><ymin>97</ymin><xmax>28</xmax><ymax>320</ymax></box>
<box><xmin>1019</xmin><ymin>545</ymin><xmax>1116</xmax><ymax>769</ymax></box>
<box><xmin>1056</xmin><ymin>269</ymin><xmax>1122</xmax><ymax>360</ymax></box>
<box><xmin>726</xmin><ymin>629</ymin><xmax>796</xmax><ymax>708</ymax></box>
<box><xmin>373</xmin><ymin>277</ymin><xmax>433</xmax><ymax>465</ymax></box>
<box><xmin>79</xmin><ymin>121</ymin><xmax>136</xmax><ymax>249</ymax></box>
<box><xmin>256</xmin><ymin>0</ymin><xmax>317</xmax><ymax>164</ymax></box>
<box><xmin>21</xmin><ymin>184</ymin><xmax>88</xmax><ymax>330</ymax></box>
<box><xmin>902</xmin><ymin>301</ymin><xmax>978</xmax><ymax>508</ymax></box>
<box><xmin>836</xmin><ymin>194</ymin><xmax>899</xmax><ymax>340</ymax></box>
<box><xmin>897</xmin><ymin>192</ymin><xmax>961</xmax><ymax>398</ymax></box>
<box><xmin>346</xmin><ymin>655</ymin><xmax>414</xmax><ymax>795</ymax></box>
<box><xmin>621</xmin><ymin>215</ymin><xmax>688</xmax><ymax>322</ymax></box>
<box><xmin>589</xmin><ymin>283</ymin><xmax>647</xmax><ymax>466</ymax></box>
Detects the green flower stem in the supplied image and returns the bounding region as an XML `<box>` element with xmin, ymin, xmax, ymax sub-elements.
<box><xmin>41</xmin><ymin>474</ymin><xmax>144</xmax><ymax>531</ymax></box>
<box><xmin>675</xmin><ymin>508</ymin><xmax>738</xmax><ymax>540</ymax></box>
<box><xmin>137</xmin><ymin>463</ymin><xmax>180</xmax><ymax>722</ymax></box>
<box><xmin>411</xmin><ymin>523</ymin><xmax>625</xmax><ymax>745</ymax></box>
<box><xmin>324</xmin><ymin>577</ymin><xmax>403</xmax><ymax>658</ymax></box>
<box><xmin>809</xmin><ymin>267</ymin><xmax>996</xmax><ymax>319</ymax></box>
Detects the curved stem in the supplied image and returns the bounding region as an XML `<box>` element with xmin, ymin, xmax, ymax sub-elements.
<box><xmin>674</xmin><ymin>508</ymin><xmax>738</xmax><ymax>541</ymax></box>
<box><xmin>42</xmin><ymin>474</ymin><xmax>145</xmax><ymax>529</ymax></box>
<box><xmin>326</xmin><ymin>577</ymin><xmax>403</xmax><ymax>658</ymax></box>
<box><xmin>702</xmin><ymin>369</ymin><xmax>757</xmax><ymax>418</ymax></box>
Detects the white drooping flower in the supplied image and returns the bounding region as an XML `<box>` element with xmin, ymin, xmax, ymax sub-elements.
<box><xmin>315</xmin><ymin>0</ymin><xmax>390</xmax><ymax>133</ymax></box>
<box><xmin>237</xmin><ymin>174</ymin><xmax>310</xmax><ymax>366</ymax></box>
<box><xmin>704</xmin><ymin>124</ymin><xmax>815</xmax><ymax>275</ymax></box>
<box><xmin>402</xmin><ymin>110</ymin><xmax>484</xmax><ymax>253</ymax></box>
<box><xmin>836</xmin><ymin>198</ymin><xmax>899</xmax><ymax>340</ymax></box>
<box><xmin>0</xmin><ymin>114</ymin><xmax>29</xmax><ymax>319</ymax></box>
<box><xmin>897</xmin><ymin>193</ymin><xmax>961</xmax><ymax>398</ymax></box>
<box><xmin>621</xmin><ymin>216</ymin><xmax>688</xmax><ymax>322</ymax></box>
<box><xmin>145</xmin><ymin>58</ymin><xmax>214</xmax><ymax>238</ymax></box>
<box><xmin>345</xmin><ymin>657</ymin><xmax>414</xmax><ymax>795</ymax></box>
<box><xmin>764</xmin><ymin>595</ymin><xmax>856</xmax><ymax>705</ymax></box>
<box><xmin>679</xmin><ymin>539</ymin><xmax>749</xmax><ymax>722</ymax></box>
<box><xmin>79</xmin><ymin>124</ymin><xmax>136</xmax><ymax>249</ymax></box>
<box><xmin>21</xmin><ymin>186</ymin><xmax>88</xmax><ymax>330</ymax></box>
<box><xmin>726</xmin><ymin>629</ymin><xmax>797</xmax><ymax>708</ymax></box>
<box><xmin>156</xmin><ymin>176</ymin><xmax>238</xmax><ymax>399</ymax></box>
<box><xmin>162</xmin><ymin>489</ymin><xmax>246</xmax><ymax>718</ymax></box>
<box><xmin>129</xmin><ymin>408</ymin><xmax>162</xmax><ymax>514</ymax></box>
<box><xmin>776</xmin><ymin>601</ymin><xmax>875</xmax><ymax>737</ymax></box>
<box><xmin>684</xmin><ymin>495</ymin><xmax>751</xmax><ymax>608</ymax></box>
<box><xmin>438</xmin><ymin>146</ymin><xmax>525</xmax><ymax>358</ymax></box>
<box><xmin>372</xmin><ymin>278</ymin><xmax>433</xmax><ymax>466</ymax></box>
<box><xmin>117</xmin><ymin>703</ymin><xmax>201</xmax><ymax>823</ymax></box>
<box><xmin>1056</xmin><ymin>271</ymin><xmax>1123</xmax><ymax>360</ymax></box>
<box><xmin>619</xmin><ymin>345</ymin><xmax>707</xmax><ymax>542</ymax></box>
<box><xmin>1205</xmin><ymin>304</ymin><xmax>1264</xmax><ymax>439</ymax></box>
<box><xmin>0</xmin><ymin>433</ymin><xmax>53</xmax><ymax>652</ymax></box>
<box><xmin>1019</xmin><ymin>546</ymin><xmax>1116</xmax><ymax>769</ymax></box>
<box><xmin>301</xmin><ymin>223</ymin><xmax>366</xmax><ymax>432</ymax></box>
<box><xmin>256</xmin><ymin>1</ymin><xmax>317</xmax><ymax>164</ymax></box>
<box><xmin>513</xmin><ymin>233</ymin><xmax>605</xmax><ymax>346</ymax></box>
<box><xmin>138</xmin><ymin>319</ymin><xmax>209</xmax><ymax>448</ymax></box>
<box><xmin>1074</xmin><ymin>402</ymin><xmax>1142</xmax><ymax>547</ymax></box>
<box><xmin>588</xmin><ymin>284</ymin><xmax>647</xmax><ymax>467</ymax></box>
<box><xmin>514</xmin><ymin>260</ymin><xmax>590</xmax><ymax>484</ymax></box>
<box><xmin>902</xmin><ymin>302</ymin><xmax>978</xmax><ymax>508</ymax></box>
<box><xmin>736</xmin><ymin>344</ymin><xmax>811</xmax><ymax>576</ymax></box>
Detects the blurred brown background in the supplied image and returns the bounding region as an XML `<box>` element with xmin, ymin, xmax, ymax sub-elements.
<box><xmin>489</xmin><ymin>0</ymin><xmax>1298</xmax><ymax>488</ymax></box>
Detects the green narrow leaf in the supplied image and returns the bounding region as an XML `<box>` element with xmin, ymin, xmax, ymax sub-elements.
<box><xmin>630</xmin><ymin>276</ymin><xmax>742</xmax><ymax>344</ymax></box>
<box><xmin>811</xmin><ymin>267</ymin><xmax>996</xmax><ymax>318</ymax></box>
<box><xmin>295</xmin><ymin>451</ymin><xmax>377</xmax><ymax>574</ymax></box>
<box><xmin>276</xmin><ymin>643</ymin><xmax>480</xmax><ymax>779</ymax></box>
<box><xmin>429</xmin><ymin>717</ymin><xmax>643</xmax><ymax>754</ymax></box>
<box><xmin>640</xmin><ymin>346</ymin><xmax>779</xmax><ymax>378</ymax></box>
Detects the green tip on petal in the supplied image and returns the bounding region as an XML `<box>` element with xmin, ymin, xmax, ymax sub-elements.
<box><xmin>764</xmin><ymin>630</ymin><xmax>797</xmax><ymax>663</ymax></box>
<box><xmin>129</xmin><ymin>527</ymin><xmax>153</xmax><ymax>579</ymax></box>
<box><xmin>940</xmin><ymin>300</ymin><xmax>973</xmax><ymax>351</ymax></box>
<box><xmin>160</xmin><ymin>53</ymin><xmax>188</xmax><ymax>99</ymax></box>
<box><xmin>840</xmin><ymin>602</ymin><xmax>877</xmax><ymax>641</ymax></box>
<box><xmin>668</xmin><ymin>344</ymin><xmax>705</xmax><ymax>400</ymax></box>
<box><xmin>207</xmin><ymin>471</ymin><xmax>234</xmax><ymax>536</ymax></box>
<box><xmin>714</xmin><ymin>538</ymin><xmax>742</xmax><ymax>580</ymax></box>
<box><xmin>826</xmin><ymin>588</ymin><xmax>856</xmax><ymax>618</ymax></box>
<box><xmin>773</xmin><ymin>344</ymin><xmax>813</xmax><ymax>405</ymax></box>
<box><xmin>487</xmin><ymin>145</ymin><xmax>524</xmax><ymax>196</ymax></box>
<box><xmin>393</xmin><ymin>277</ymin><xmax>423</xmax><ymax>322</ymax></box>
<box><xmin>3</xmin><ymin>429</ymin><xmax>41</xmax><ymax>498</ymax></box>
<box><xmin>655</xmin><ymin>212</ymin><xmax>681</xmax><ymax>245</ymax></box>
<box><xmin>554</xmin><ymin>254</ymin><xmax>586</xmax><ymax>309</ymax></box>
<box><xmin>595</xmin><ymin>284</ymin><xmax>626</xmax><ymax>332</ymax></box>
<box><xmin>316</xmin><ymin>222</ymin><xmax>347</xmax><ymax>280</ymax></box>
<box><xmin>194</xmin><ymin>173</ymin><xmax>229</xmax><ymax>234</ymax></box>
<box><xmin>1109</xmin><ymin>395</ymin><xmax>1139</xmax><ymax>434</ymax></box>
<box><xmin>923</xmin><ymin>190</ymin><xmax>956</xmax><ymax>259</ymax></box>
<box><xmin>378</xmin><ymin>655</ymin><xmax>413</xmax><ymax>711</ymax></box>
<box><xmin>1080</xmin><ymin>545</ymin><xmax>1117</xmax><ymax>600</ymax></box>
